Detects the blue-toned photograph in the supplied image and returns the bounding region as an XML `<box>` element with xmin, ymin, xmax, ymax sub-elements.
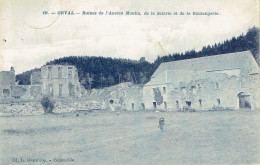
<box><xmin>0</xmin><ymin>0</ymin><xmax>259</xmax><ymax>164</ymax></box>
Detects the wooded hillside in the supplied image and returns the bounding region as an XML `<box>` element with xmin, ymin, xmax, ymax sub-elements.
<box><xmin>16</xmin><ymin>27</ymin><xmax>259</xmax><ymax>89</ymax></box>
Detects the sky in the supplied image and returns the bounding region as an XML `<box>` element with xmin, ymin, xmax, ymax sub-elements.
<box><xmin>0</xmin><ymin>0</ymin><xmax>259</xmax><ymax>74</ymax></box>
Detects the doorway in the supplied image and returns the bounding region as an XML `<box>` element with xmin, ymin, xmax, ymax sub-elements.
<box><xmin>153</xmin><ymin>102</ymin><xmax>156</xmax><ymax>108</ymax></box>
<box><xmin>238</xmin><ymin>92</ymin><xmax>251</xmax><ymax>109</ymax></box>
<box><xmin>186</xmin><ymin>101</ymin><xmax>191</xmax><ymax>107</ymax></box>
<box><xmin>199</xmin><ymin>99</ymin><xmax>202</xmax><ymax>107</ymax></box>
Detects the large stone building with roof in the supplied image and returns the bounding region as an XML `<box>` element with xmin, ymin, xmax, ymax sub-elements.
<box><xmin>143</xmin><ymin>51</ymin><xmax>260</xmax><ymax>110</ymax></box>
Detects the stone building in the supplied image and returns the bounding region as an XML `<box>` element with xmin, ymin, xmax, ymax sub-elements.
<box><xmin>41</xmin><ymin>65</ymin><xmax>81</xmax><ymax>97</ymax></box>
<box><xmin>0</xmin><ymin>65</ymin><xmax>82</xmax><ymax>101</ymax></box>
<box><xmin>105</xmin><ymin>82</ymin><xmax>143</xmax><ymax>111</ymax></box>
<box><xmin>143</xmin><ymin>51</ymin><xmax>260</xmax><ymax>110</ymax></box>
<box><xmin>0</xmin><ymin>67</ymin><xmax>15</xmax><ymax>99</ymax></box>
<box><xmin>83</xmin><ymin>82</ymin><xmax>143</xmax><ymax>111</ymax></box>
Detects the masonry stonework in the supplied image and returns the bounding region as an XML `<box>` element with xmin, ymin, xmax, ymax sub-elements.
<box><xmin>41</xmin><ymin>65</ymin><xmax>81</xmax><ymax>98</ymax></box>
<box><xmin>0</xmin><ymin>65</ymin><xmax>82</xmax><ymax>102</ymax></box>
<box><xmin>143</xmin><ymin>51</ymin><xmax>260</xmax><ymax>110</ymax></box>
<box><xmin>0</xmin><ymin>67</ymin><xmax>15</xmax><ymax>99</ymax></box>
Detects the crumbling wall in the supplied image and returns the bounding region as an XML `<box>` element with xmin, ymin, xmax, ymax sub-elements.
<box><xmin>30</xmin><ymin>70</ymin><xmax>42</xmax><ymax>85</ymax></box>
<box><xmin>143</xmin><ymin>72</ymin><xmax>256</xmax><ymax>111</ymax></box>
<box><xmin>41</xmin><ymin>65</ymin><xmax>82</xmax><ymax>98</ymax></box>
<box><xmin>82</xmin><ymin>82</ymin><xmax>143</xmax><ymax>111</ymax></box>
<box><xmin>0</xmin><ymin>69</ymin><xmax>15</xmax><ymax>99</ymax></box>
<box><xmin>142</xmin><ymin>84</ymin><xmax>169</xmax><ymax>110</ymax></box>
<box><xmin>13</xmin><ymin>85</ymin><xmax>33</xmax><ymax>99</ymax></box>
<box><xmin>30</xmin><ymin>85</ymin><xmax>42</xmax><ymax>98</ymax></box>
<box><xmin>123</xmin><ymin>85</ymin><xmax>143</xmax><ymax>111</ymax></box>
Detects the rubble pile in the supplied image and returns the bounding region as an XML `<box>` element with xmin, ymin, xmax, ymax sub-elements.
<box><xmin>0</xmin><ymin>82</ymin><xmax>142</xmax><ymax>116</ymax></box>
<box><xmin>0</xmin><ymin>99</ymin><xmax>108</xmax><ymax>117</ymax></box>
<box><xmin>0</xmin><ymin>102</ymin><xmax>43</xmax><ymax>116</ymax></box>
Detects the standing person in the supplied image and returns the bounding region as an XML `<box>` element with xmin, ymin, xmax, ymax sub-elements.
<box><xmin>158</xmin><ymin>117</ymin><xmax>165</xmax><ymax>130</ymax></box>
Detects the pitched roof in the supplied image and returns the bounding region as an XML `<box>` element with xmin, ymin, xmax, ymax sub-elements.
<box><xmin>145</xmin><ymin>70</ymin><xmax>228</xmax><ymax>86</ymax></box>
<box><xmin>152</xmin><ymin>51</ymin><xmax>258</xmax><ymax>78</ymax></box>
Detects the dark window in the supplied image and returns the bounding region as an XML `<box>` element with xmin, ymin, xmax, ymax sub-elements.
<box><xmin>217</xmin><ymin>99</ymin><xmax>220</xmax><ymax>105</ymax></box>
<box><xmin>68</xmin><ymin>67</ymin><xmax>73</xmax><ymax>79</ymax></box>
<box><xmin>163</xmin><ymin>87</ymin><xmax>166</xmax><ymax>94</ymax></box>
<box><xmin>176</xmin><ymin>101</ymin><xmax>179</xmax><ymax>109</ymax></box>
<box><xmin>191</xmin><ymin>86</ymin><xmax>196</xmax><ymax>94</ymax></box>
<box><xmin>153</xmin><ymin>102</ymin><xmax>156</xmax><ymax>108</ymax></box>
<box><xmin>186</xmin><ymin>101</ymin><xmax>191</xmax><ymax>107</ymax></box>
<box><xmin>48</xmin><ymin>67</ymin><xmax>52</xmax><ymax>79</ymax></box>
<box><xmin>59</xmin><ymin>84</ymin><xmax>63</xmax><ymax>97</ymax></box>
<box><xmin>199</xmin><ymin>99</ymin><xmax>202</xmax><ymax>106</ymax></box>
<box><xmin>141</xmin><ymin>103</ymin><xmax>145</xmax><ymax>109</ymax></box>
<box><xmin>69</xmin><ymin>83</ymin><xmax>75</xmax><ymax>96</ymax></box>
<box><xmin>238</xmin><ymin>94</ymin><xmax>251</xmax><ymax>109</ymax></box>
<box><xmin>58</xmin><ymin>67</ymin><xmax>62</xmax><ymax>79</ymax></box>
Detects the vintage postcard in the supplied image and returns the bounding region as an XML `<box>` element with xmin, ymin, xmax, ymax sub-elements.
<box><xmin>0</xmin><ymin>0</ymin><xmax>259</xmax><ymax>164</ymax></box>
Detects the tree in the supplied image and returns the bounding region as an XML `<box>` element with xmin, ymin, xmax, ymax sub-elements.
<box><xmin>41</xmin><ymin>96</ymin><xmax>55</xmax><ymax>114</ymax></box>
<box><xmin>107</xmin><ymin>75</ymin><xmax>115</xmax><ymax>86</ymax></box>
<box><xmin>16</xmin><ymin>27</ymin><xmax>259</xmax><ymax>88</ymax></box>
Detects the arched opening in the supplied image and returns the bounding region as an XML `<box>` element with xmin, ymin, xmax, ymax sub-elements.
<box><xmin>237</xmin><ymin>92</ymin><xmax>251</xmax><ymax>109</ymax></box>
<box><xmin>109</xmin><ymin>99</ymin><xmax>114</xmax><ymax>104</ymax></box>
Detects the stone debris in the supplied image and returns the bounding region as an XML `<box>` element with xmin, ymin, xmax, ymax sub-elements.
<box><xmin>0</xmin><ymin>82</ymin><xmax>143</xmax><ymax>116</ymax></box>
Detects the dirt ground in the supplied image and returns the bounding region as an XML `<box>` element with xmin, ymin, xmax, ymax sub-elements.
<box><xmin>0</xmin><ymin>110</ymin><xmax>259</xmax><ymax>165</ymax></box>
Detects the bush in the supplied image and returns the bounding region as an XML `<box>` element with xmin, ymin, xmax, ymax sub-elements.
<box><xmin>41</xmin><ymin>96</ymin><xmax>55</xmax><ymax>114</ymax></box>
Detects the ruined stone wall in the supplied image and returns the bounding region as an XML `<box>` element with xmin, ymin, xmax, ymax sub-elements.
<box><xmin>1</xmin><ymin>65</ymin><xmax>82</xmax><ymax>103</ymax></box>
<box><xmin>82</xmin><ymin>82</ymin><xmax>143</xmax><ymax>111</ymax></box>
<box><xmin>41</xmin><ymin>65</ymin><xmax>81</xmax><ymax>98</ymax></box>
<box><xmin>143</xmin><ymin>68</ymin><xmax>260</xmax><ymax>111</ymax></box>
<box><xmin>143</xmin><ymin>73</ymin><xmax>260</xmax><ymax>111</ymax></box>
<box><xmin>12</xmin><ymin>85</ymin><xmax>42</xmax><ymax>100</ymax></box>
<box><xmin>13</xmin><ymin>85</ymin><xmax>30</xmax><ymax>99</ymax></box>
<box><xmin>0</xmin><ymin>69</ymin><xmax>15</xmax><ymax>99</ymax></box>
<box><xmin>142</xmin><ymin>84</ymin><xmax>169</xmax><ymax>110</ymax></box>
<box><xmin>122</xmin><ymin>85</ymin><xmax>143</xmax><ymax>111</ymax></box>
<box><xmin>101</xmin><ymin>83</ymin><xmax>143</xmax><ymax>111</ymax></box>
<box><xmin>170</xmin><ymin>77</ymin><xmax>241</xmax><ymax>110</ymax></box>
<box><xmin>30</xmin><ymin>70</ymin><xmax>42</xmax><ymax>85</ymax></box>
<box><xmin>0</xmin><ymin>68</ymin><xmax>41</xmax><ymax>101</ymax></box>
